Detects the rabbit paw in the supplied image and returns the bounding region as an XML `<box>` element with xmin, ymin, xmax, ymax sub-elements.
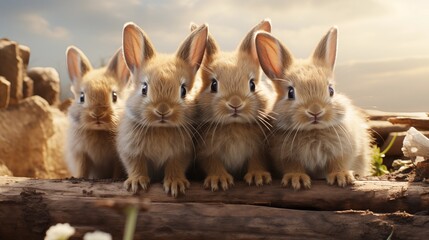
<box><xmin>244</xmin><ymin>170</ymin><xmax>272</xmax><ymax>186</ymax></box>
<box><xmin>326</xmin><ymin>171</ymin><xmax>355</xmax><ymax>187</ymax></box>
<box><xmin>281</xmin><ymin>173</ymin><xmax>311</xmax><ymax>190</ymax></box>
<box><xmin>204</xmin><ymin>172</ymin><xmax>234</xmax><ymax>191</ymax></box>
<box><xmin>124</xmin><ymin>175</ymin><xmax>150</xmax><ymax>194</ymax></box>
<box><xmin>163</xmin><ymin>176</ymin><xmax>190</xmax><ymax>198</ymax></box>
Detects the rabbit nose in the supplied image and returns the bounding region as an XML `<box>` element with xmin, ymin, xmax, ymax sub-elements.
<box><xmin>307</xmin><ymin>104</ymin><xmax>324</xmax><ymax>117</ymax></box>
<box><xmin>227</xmin><ymin>96</ymin><xmax>244</xmax><ymax>110</ymax></box>
<box><xmin>90</xmin><ymin>111</ymin><xmax>107</xmax><ymax>119</ymax></box>
<box><xmin>154</xmin><ymin>103</ymin><xmax>172</xmax><ymax>117</ymax></box>
<box><xmin>308</xmin><ymin>111</ymin><xmax>323</xmax><ymax>117</ymax></box>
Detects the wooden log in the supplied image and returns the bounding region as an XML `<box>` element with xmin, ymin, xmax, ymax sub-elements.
<box><xmin>364</xmin><ymin>109</ymin><xmax>428</xmax><ymax>121</ymax></box>
<box><xmin>369</xmin><ymin>120</ymin><xmax>409</xmax><ymax>139</ymax></box>
<box><xmin>1</xmin><ymin>177</ymin><xmax>428</xmax><ymax>213</ymax></box>
<box><xmin>388</xmin><ymin>117</ymin><xmax>429</xmax><ymax>130</ymax></box>
<box><xmin>1</xmin><ymin>177</ymin><xmax>429</xmax><ymax>239</ymax></box>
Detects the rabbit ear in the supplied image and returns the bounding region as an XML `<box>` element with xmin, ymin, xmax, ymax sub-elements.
<box><xmin>255</xmin><ymin>31</ymin><xmax>293</xmax><ymax>80</ymax></box>
<box><xmin>312</xmin><ymin>26</ymin><xmax>338</xmax><ymax>71</ymax></box>
<box><xmin>239</xmin><ymin>18</ymin><xmax>272</xmax><ymax>62</ymax></box>
<box><xmin>122</xmin><ymin>22</ymin><xmax>156</xmax><ymax>75</ymax></box>
<box><xmin>106</xmin><ymin>48</ymin><xmax>130</xmax><ymax>89</ymax></box>
<box><xmin>177</xmin><ymin>23</ymin><xmax>208</xmax><ymax>74</ymax></box>
<box><xmin>66</xmin><ymin>46</ymin><xmax>93</xmax><ymax>84</ymax></box>
<box><xmin>190</xmin><ymin>22</ymin><xmax>219</xmax><ymax>63</ymax></box>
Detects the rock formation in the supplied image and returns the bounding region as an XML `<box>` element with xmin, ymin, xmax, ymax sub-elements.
<box><xmin>0</xmin><ymin>38</ymin><xmax>69</xmax><ymax>178</ymax></box>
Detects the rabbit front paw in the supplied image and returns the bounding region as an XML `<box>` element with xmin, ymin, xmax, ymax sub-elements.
<box><xmin>326</xmin><ymin>171</ymin><xmax>355</xmax><ymax>187</ymax></box>
<box><xmin>204</xmin><ymin>172</ymin><xmax>234</xmax><ymax>191</ymax></box>
<box><xmin>281</xmin><ymin>173</ymin><xmax>311</xmax><ymax>190</ymax></box>
<box><xmin>163</xmin><ymin>176</ymin><xmax>190</xmax><ymax>198</ymax></box>
<box><xmin>244</xmin><ymin>170</ymin><xmax>272</xmax><ymax>186</ymax></box>
<box><xmin>124</xmin><ymin>175</ymin><xmax>150</xmax><ymax>193</ymax></box>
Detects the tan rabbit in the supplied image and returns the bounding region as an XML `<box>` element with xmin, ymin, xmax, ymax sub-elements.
<box><xmin>118</xmin><ymin>22</ymin><xmax>208</xmax><ymax>197</ymax></box>
<box><xmin>254</xmin><ymin>27</ymin><xmax>372</xmax><ymax>190</ymax></box>
<box><xmin>65</xmin><ymin>46</ymin><xmax>130</xmax><ymax>179</ymax></box>
<box><xmin>194</xmin><ymin>19</ymin><xmax>273</xmax><ymax>191</ymax></box>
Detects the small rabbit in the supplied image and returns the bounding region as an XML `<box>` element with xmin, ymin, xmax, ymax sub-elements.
<box><xmin>254</xmin><ymin>27</ymin><xmax>372</xmax><ymax>190</ymax></box>
<box><xmin>65</xmin><ymin>46</ymin><xmax>130</xmax><ymax>179</ymax></box>
<box><xmin>194</xmin><ymin>19</ymin><xmax>273</xmax><ymax>191</ymax></box>
<box><xmin>118</xmin><ymin>22</ymin><xmax>208</xmax><ymax>197</ymax></box>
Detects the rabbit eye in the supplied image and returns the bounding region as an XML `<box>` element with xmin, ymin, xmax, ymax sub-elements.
<box><xmin>287</xmin><ymin>86</ymin><xmax>295</xmax><ymax>100</ymax></box>
<box><xmin>79</xmin><ymin>92</ymin><xmax>85</xmax><ymax>103</ymax></box>
<box><xmin>181</xmin><ymin>84</ymin><xmax>187</xmax><ymax>98</ymax></box>
<box><xmin>249</xmin><ymin>78</ymin><xmax>256</xmax><ymax>92</ymax></box>
<box><xmin>142</xmin><ymin>82</ymin><xmax>148</xmax><ymax>96</ymax></box>
<box><xmin>329</xmin><ymin>86</ymin><xmax>334</xmax><ymax>97</ymax></box>
<box><xmin>211</xmin><ymin>78</ymin><xmax>218</xmax><ymax>93</ymax></box>
<box><xmin>112</xmin><ymin>91</ymin><xmax>118</xmax><ymax>103</ymax></box>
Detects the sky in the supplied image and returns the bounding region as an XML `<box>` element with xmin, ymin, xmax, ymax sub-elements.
<box><xmin>1</xmin><ymin>0</ymin><xmax>428</xmax><ymax>112</ymax></box>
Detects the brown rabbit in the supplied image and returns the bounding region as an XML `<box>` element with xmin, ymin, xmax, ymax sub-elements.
<box><xmin>194</xmin><ymin>19</ymin><xmax>273</xmax><ymax>191</ymax></box>
<box><xmin>65</xmin><ymin>46</ymin><xmax>130</xmax><ymax>179</ymax></box>
<box><xmin>118</xmin><ymin>22</ymin><xmax>208</xmax><ymax>197</ymax></box>
<box><xmin>255</xmin><ymin>27</ymin><xmax>372</xmax><ymax>190</ymax></box>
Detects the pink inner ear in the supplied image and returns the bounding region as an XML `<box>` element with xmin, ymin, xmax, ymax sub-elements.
<box><xmin>256</xmin><ymin>34</ymin><xmax>283</xmax><ymax>79</ymax></box>
<box><xmin>326</xmin><ymin>28</ymin><xmax>338</xmax><ymax>70</ymax></box>
<box><xmin>123</xmin><ymin>25</ymin><xmax>144</xmax><ymax>73</ymax></box>
<box><xmin>67</xmin><ymin>49</ymin><xmax>81</xmax><ymax>82</ymax></box>
<box><xmin>187</xmin><ymin>26</ymin><xmax>207</xmax><ymax>73</ymax></box>
<box><xmin>189</xmin><ymin>38</ymin><xmax>204</xmax><ymax>68</ymax></box>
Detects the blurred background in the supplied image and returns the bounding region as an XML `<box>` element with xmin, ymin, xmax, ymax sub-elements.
<box><xmin>1</xmin><ymin>0</ymin><xmax>428</xmax><ymax>111</ymax></box>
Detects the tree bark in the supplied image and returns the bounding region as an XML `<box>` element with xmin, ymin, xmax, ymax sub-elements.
<box><xmin>0</xmin><ymin>176</ymin><xmax>428</xmax><ymax>239</ymax></box>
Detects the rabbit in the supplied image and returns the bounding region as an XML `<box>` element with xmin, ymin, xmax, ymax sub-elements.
<box><xmin>194</xmin><ymin>19</ymin><xmax>274</xmax><ymax>191</ymax></box>
<box><xmin>65</xmin><ymin>46</ymin><xmax>130</xmax><ymax>179</ymax></box>
<box><xmin>254</xmin><ymin>27</ymin><xmax>372</xmax><ymax>190</ymax></box>
<box><xmin>118</xmin><ymin>22</ymin><xmax>208</xmax><ymax>197</ymax></box>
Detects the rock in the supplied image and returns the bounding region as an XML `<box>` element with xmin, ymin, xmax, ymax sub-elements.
<box><xmin>0</xmin><ymin>96</ymin><xmax>69</xmax><ymax>178</ymax></box>
<box><xmin>0</xmin><ymin>160</ymin><xmax>13</xmax><ymax>176</ymax></box>
<box><xmin>402</xmin><ymin>127</ymin><xmax>429</xmax><ymax>160</ymax></box>
<box><xmin>22</xmin><ymin>76</ymin><xmax>33</xmax><ymax>98</ymax></box>
<box><xmin>0</xmin><ymin>39</ymin><xmax>23</xmax><ymax>105</ymax></box>
<box><xmin>0</xmin><ymin>76</ymin><xmax>10</xmax><ymax>109</ymax></box>
<box><xmin>18</xmin><ymin>45</ymin><xmax>30</xmax><ymax>69</ymax></box>
<box><xmin>59</xmin><ymin>98</ymin><xmax>73</xmax><ymax>113</ymax></box>
<box><xmin>27</xmin><ymin>67</ymin><xmax>60</xmax><ymax>106</ymax></box>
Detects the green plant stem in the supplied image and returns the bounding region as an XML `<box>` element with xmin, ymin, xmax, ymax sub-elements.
<box><xmin>381</xmin><ymin>133</ymin><xmax>398</xmax><ymax>155</ymax></box>
<box><xmin>123</xmin><ymin>205</ymin><xmax>138</xmax><ymax>240</ymax></box>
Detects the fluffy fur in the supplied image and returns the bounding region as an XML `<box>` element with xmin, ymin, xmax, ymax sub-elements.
<box><xmin>65</xmin><ymin>46</ymin><xmax>130</xmax><ymax>179</ymax></box>
<box><xmin>255</xmin><ymin>27</ymin><xmax>372</xmax><ymax>190</ymax></box>
<box><xmin>194</xmin><ymin>19</ymin><xmax>274</xmax><ymax>191</ymax></box>
<box><xmin>118</xmin><ymin>22</ymin><xmax>208</xmax><ymax>197</ymax></box>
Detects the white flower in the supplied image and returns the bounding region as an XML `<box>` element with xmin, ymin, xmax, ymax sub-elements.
<box><xmin>44</xmin><ymin>223</ymin><xmax>75</xmax><ymax>240</ymax></box>
<box><xmin>83</xmin><ymin>230</ymin><xmax>112</xmax><ymax>240</ymax></box>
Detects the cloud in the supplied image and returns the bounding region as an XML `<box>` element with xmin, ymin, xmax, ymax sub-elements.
<box><xmin>336</xmin><ymin>58</ymin><xmax>429</xmax><ymax>111</ymax></box>
<box><xmin>21</xmin><ymin>13</ymin><xmax>70</xmax><ymax>39</ymax></box>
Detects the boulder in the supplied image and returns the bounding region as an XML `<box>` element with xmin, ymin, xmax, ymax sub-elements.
<box><xmin>0</xmin><ymin>160</ymin><xmax>13</xmax><ymax>176</ymax></box>
<box><xmin>27</xmin><ymin>67</ymin><xmax>60</xmax><ymax>106</ymax></box>
<box><xmin>0</xmin><ymin>76</ymin><xmax>10</xmax><ymax>109</ymax></box>
<box><xmin>18</xmin><ymin>44</ymin><xmax>30</xmax><ymax>69</ymax></box>
<box><xmin>0</xmin><ymin>96</ymin><xmax>69</xmax><ymax>178</ymax></box>
<box><xmin>0</xmin><ymin>39</ymin><xmax>23</xmax><ymax>105</ymax></box>
<box><xmin>22</xmin><ymin>76</ymin><xmax>33</xmax><ymax>98</ymax></box>
<box><xmin>59</xmin><ymin>98</ymin><xmax>73</xmax><ymax>113</ymax></box>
